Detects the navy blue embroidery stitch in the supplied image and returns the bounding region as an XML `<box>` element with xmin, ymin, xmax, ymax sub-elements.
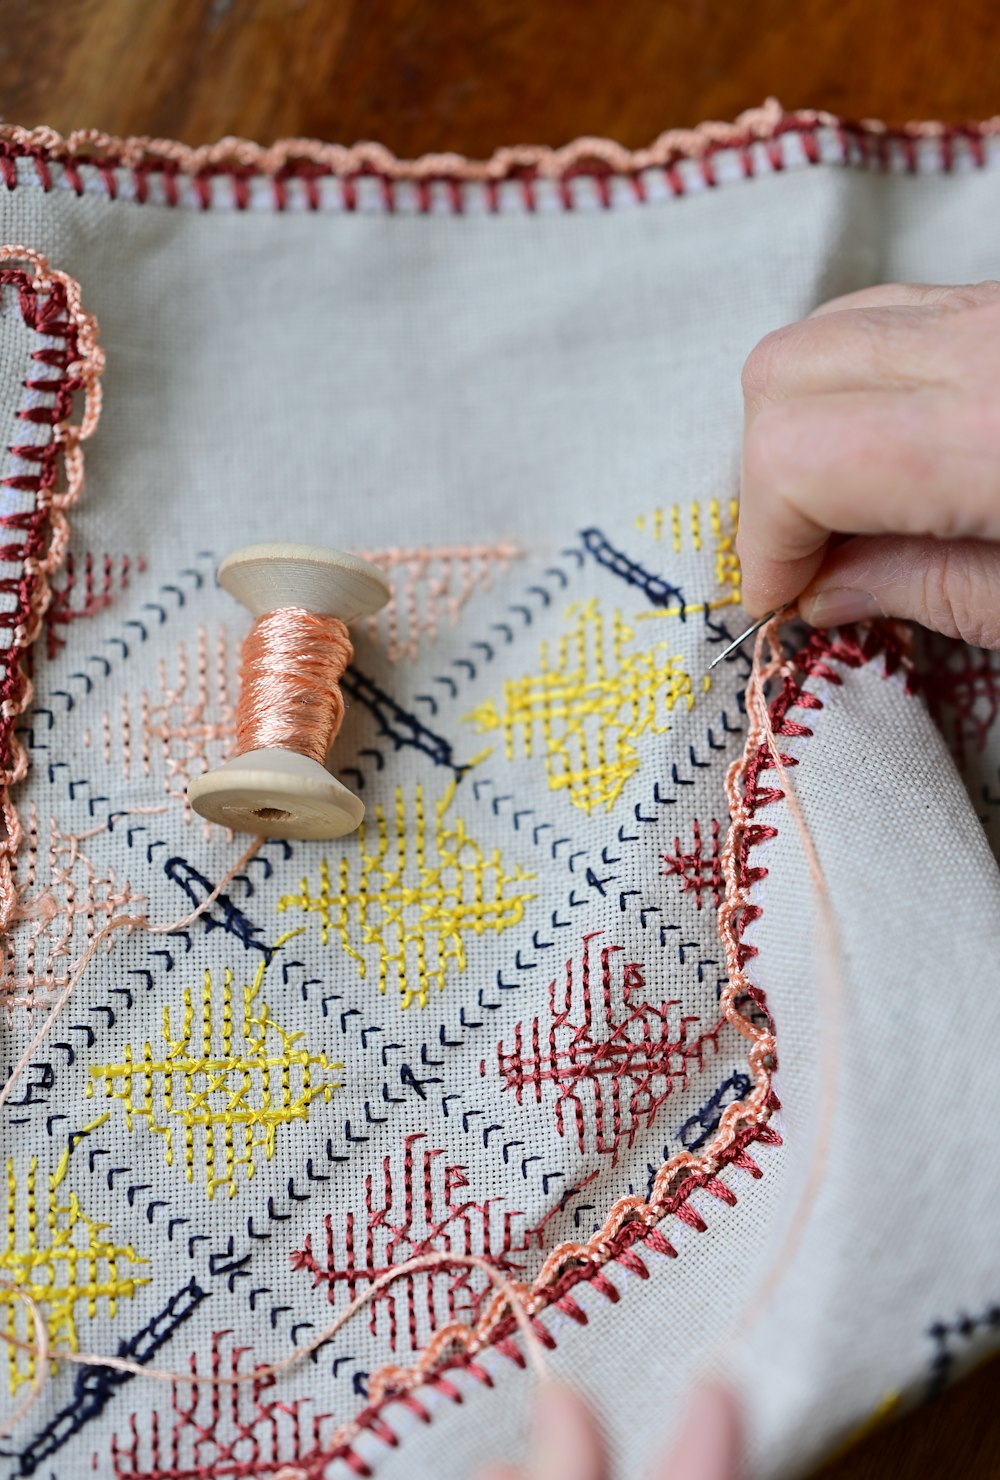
<box><xmin>12</xmin><ymin>1280</ymin><xmax>206</xmax><ymax>1475</ymax></box>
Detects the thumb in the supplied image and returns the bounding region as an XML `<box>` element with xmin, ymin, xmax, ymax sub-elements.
<box><xmin>527</xmin><ymin>1382</ymin><xmax>608</xmax><ymax>1480</ymax></box>
<box><xmin>798</xmin><ymin>535</ymin><xmax>1000</xmax><ymax>649</ymax></box>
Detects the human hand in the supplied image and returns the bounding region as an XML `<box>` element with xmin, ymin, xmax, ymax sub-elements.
<box><xmin>478</xmin><ymin>1381</ymin><xmax>742</xmax><ymax>1480</ymax></box>
<box><xmin>738</xmin><ymin>280</ymin><xmax>1000</xmax><ymax>647</ymax></box>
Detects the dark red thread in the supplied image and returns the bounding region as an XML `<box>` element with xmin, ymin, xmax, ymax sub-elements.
<box><xmin>290</xmin><ymin>1133</ymin><xmax>538</xmax><ymax>1354</ymax></box>
<box><xmin>491</xmin><ymin>932</ymin><xmax>726</xmax><ymax>1164</ymax></box>
<box><xmin>0</xmin><ymin>107</ymin><xmax>998</xmax><ymax>214</ymax></box>
<box><xmin>42</xmin><ymin>551</ymin><xmax>143</xmax><ymax>660</ymax></box>
<box><xmin>0</xmin><ymin>251</ymin><xmax>103</xmax><ymax>931</ymax></box>
<box><xmin>662</xmin><ymin>818</ymin><xmax>724</xmax><ymax>910</ymax></box>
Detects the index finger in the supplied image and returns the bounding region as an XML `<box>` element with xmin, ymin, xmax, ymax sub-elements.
<box><xmin>737</xmin><ymin>388</ymin><xmax>1000</xmax><ymax>614</ymax></box>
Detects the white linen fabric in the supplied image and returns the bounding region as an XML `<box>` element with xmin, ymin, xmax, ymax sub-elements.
<box><xmin>0</xmin><ymin>109</ymin><xmax>995</xmax><ymax>1480</ymax></box>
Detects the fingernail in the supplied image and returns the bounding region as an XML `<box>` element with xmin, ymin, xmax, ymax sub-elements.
<box><xmin>801</xmin><ymin>587</ymin><xmax>884</xmax><ymax>627</ymax></box>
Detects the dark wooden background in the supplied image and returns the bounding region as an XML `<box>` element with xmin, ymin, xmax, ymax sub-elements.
<box><xmin>0</xmin><ymin>1</ymin><xmax>998</xmax><ymax>1476</ymax></box>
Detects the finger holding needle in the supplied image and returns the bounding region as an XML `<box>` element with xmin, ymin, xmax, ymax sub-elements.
<box><xmin>737</xmin><ymin>280</ymin><xmax>1000</xmax><ymax>651</ymax></box>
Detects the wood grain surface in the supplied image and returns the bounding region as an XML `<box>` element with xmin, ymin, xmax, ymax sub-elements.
<box><xmin>0</xmin><ymin>1</ymin><xmax>998</xmax><ymax>1476</ymax></box>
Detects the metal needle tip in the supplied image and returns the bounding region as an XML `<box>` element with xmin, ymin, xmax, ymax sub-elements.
<box><xmin>707</xmin><ymin>609</ymin><xmax>781</xmax><ymax>672</ymax></box>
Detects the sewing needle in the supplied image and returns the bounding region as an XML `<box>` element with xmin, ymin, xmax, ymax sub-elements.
<box><xmin>707</xmin><ymin>607</ymin><xmax>785</xmax><ymax>672</ymax></box>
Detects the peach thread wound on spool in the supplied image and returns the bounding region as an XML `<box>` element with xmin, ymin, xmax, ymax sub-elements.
<box><xmin>188</xmin><ymin>543</ymin><xmax>390</xmax><ymax>840</ymax></box>
<box><xmin>235</xmin><ymin>608</ymin><xmax>352</xmax><ymax>763</ymax></box>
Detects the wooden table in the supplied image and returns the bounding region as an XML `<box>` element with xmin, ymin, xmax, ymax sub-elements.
<box><xmin>1</xmin><ymin>1</ymin><xmax>998</xmax><ymax>1475</ymax></box>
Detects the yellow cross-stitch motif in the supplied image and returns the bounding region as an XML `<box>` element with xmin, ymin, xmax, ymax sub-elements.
<box><xmin>634</xmin><ymin>498</ymin><xmax>742</xmax><ymax>609</ymax></box>
<box><xmin>0</xmin><ymin>1155</ymin><xmax>148</xmax><ymax>1392</ymax></box>
<box><xmin>709</xmin><ymin>497</ymin><xmax>742</xmax><ymax>604</ymax></box>
<box><xmin>278</xmin><ymin>782</ymin><xmax>534</xmax><ymax>1010</ymax></box>
<box><xmin>88</xmin><ymin>953</ymin><xmax>342</xmax><ymax>1199</ymax></box>
<box><xmin>465</xmin><ymin>598</ymin><xmax>694</xmax><ymax>815</ymax></box>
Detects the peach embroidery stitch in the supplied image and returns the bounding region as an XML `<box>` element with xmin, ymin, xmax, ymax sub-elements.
<box><xmin>2</xmin><ymin>101</ymin><xmax>999</xmax><ymax>204</ymax></box>
<box><xmin>0</xmin><ymin>804</ymin><xmax>141</xmax><ymax>1016</ymax></box>
<box><xmin>0</xmin><ymin>1252</ymin><xmax>551</xmax><ymax>1441</ymax></box>
<box><xmin>359</xmin><ymin>543</ymin><xmax>520</xmax><ymax>663</ymax></box>
<box><xmin>0</xmin><ymin>248</ymin><xmax>103</xmax><ymax>935</ymax></box>
<box><xmin>0</xmin><ymin>100</ymin><xmax>791</xmax><ymax>185</ymax></box>
<box><xmin>0</xmin><ymin>615</ymin><xmax>899</xmax><ymax>1449</ymax></box>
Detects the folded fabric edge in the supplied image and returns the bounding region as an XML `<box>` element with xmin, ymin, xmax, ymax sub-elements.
<box><xmin>1</xmin><ymin>100</ymin><xmax>999</xmax><ymax>212</ymax></box>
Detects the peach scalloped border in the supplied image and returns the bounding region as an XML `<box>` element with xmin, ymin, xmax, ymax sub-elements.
<box><xmin>0</xmin><ymin>248</ymin><xmax>103</xmax><ymax>939</ymax></box>
<box><xmin>297</xmin><ymin>624</ymin><xmax>912</xmax><ymax>1475</ymax></box>
<box><xmin>1</xmin><ymin>100</ymin><xmax>999</xmax><ymax>210</ymax></box>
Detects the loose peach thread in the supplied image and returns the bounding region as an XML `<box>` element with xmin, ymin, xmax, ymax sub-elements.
<box><xmin>0</xmin><ymin>1251</ymin><xmax>549</xmax><ymax>1439</ymax></box>
<box><xmin>235</xmin><ymin>608</ymin><xmax>353</xmax><ymax>763</ymax></box>
<box><xmin>0</xmin><ymin>836</ymin><xmax>262</xmax><ymax>1121</ymax></box>
<box><xmin>720</xmin><ymin>613</ymin><xmax>843</xmax><ymax>1334</ymax></box>
<box><xmin>0</xmin><ymin>616</ymin><xmax>837</xmax><ymax>1442</ymax></box>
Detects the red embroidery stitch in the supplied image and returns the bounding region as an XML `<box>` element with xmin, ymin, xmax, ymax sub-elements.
<box><xmin>0</xmin><ymin>248</ymin><xmax>103</xmax><ymax>933</ymax></box>
<box><xmin>110</xmin><ymin>1333</ymin><xmax>330</xmax><ymax>1480</ymax></box>
<box><xmin>0</xmin><ymin>106</ymin><xmax>997</xmax><ymax>213</ymax></box>
<box><xmin>290</xmin><ymin>1132</ymin><xmax>537</xmax><ymax>1354</ymax></box>
<box><xmin>662</xmin><ymin>819</ymin><xmax>724</xmax><ymax>910</ymax></box>
<box><xmin>43</xmin><ymin>551</ymin><xmax>144</xmax><ymax>661</ymax></box>
<box><xmin>914</xmin><ymin>630</ymin><xmax>1000</xmax><ymax>772</ymax></box>
<box><xmin>490</xmin><ymin>932</ymin><xmax>726</xmax><ymax>1164</ymax></box>
<box><xmin>286</xmin><ymin>625</ymin><xmax>907</xmax><ymax>1472</ymax></box>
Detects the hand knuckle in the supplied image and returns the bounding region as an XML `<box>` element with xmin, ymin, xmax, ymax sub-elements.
<box><xmin>741</xmin><ymin>325</ymin><xmax>798</xmax><ymax>402</ymax></box>
<box><xmin>944</xmin><ymin>280</ymin><xmax>1000</xmax><ymax>310</ymax></box>
<box><xmin>922</xmin><ymin>544</ymin><xmax>1000</xmax><ymax>646</ymax></box>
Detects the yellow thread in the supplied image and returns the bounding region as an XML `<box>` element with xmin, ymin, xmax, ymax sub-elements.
<box><xmin>710</xmin><ymin>497</ymin><xmax>742</xmax><ymax>604</ymax></box>
<box><xmin>49</xmin><ymin>1116</ymin><xmax>111</xmax><ymax>1193</ymax></box>
<box><xmin>690</xmin><ymin>501</ymin><xmax>702</xmax><ymax>550</ymax></box>
<box><xmin>635</xmin><ymin>501</ymin><xmax>742</xmax><ymax>607</ymax></box>
<box><xmin>0</xmin><ymin>1157</ymin><xmax>147</xmax><ymax>1392</ymax></box>
<box><xmin>466</xmin><ymin>598</ymin><xmax>694</xmax><ymax>814</ymax></box>
<box><xmin>87</xmin><ymin>948</ymin><xmax>341</xmax><ymax>1199</ymax></box>
<box><xmin>279</xmin><ymin>783</ymin><xmax>534</xmax><ymax>1010</ymax></box>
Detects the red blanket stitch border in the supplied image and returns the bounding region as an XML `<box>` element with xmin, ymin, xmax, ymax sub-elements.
<box><xmin>0</xmin><ymin>189</ymin><xmax>920</xmax><ymax>1476</ymax></box>
<box><xmin>0</xmin><ymin>248</ymin><xmax>103</xmax><ymax>939</ymax></box>
<box><xmin>296</xmin><ymin>623</ymin><xmax>910</xmax><ymax>1477</ymax></box>
<box><xmin>0</xmin><ymin>101</ymin><xmax>998</xmax><ymax>212</ymax></box>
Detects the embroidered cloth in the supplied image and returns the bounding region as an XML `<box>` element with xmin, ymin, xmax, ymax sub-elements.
<box><xmin>0</xmin><ymin>104</ymin><xmax>996</xmax><ymax>1479</ymax></box>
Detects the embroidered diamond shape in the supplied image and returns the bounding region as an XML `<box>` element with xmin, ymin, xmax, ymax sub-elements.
<box><xmin>278</xmin><ymin>781</ymin><xmax>534</xmax><ymax>1010</ymax></box>
<box><xmin>0</xmin><ymin>1155</ymin><xmax>148</xmax><ymax>1392</ymax></box>
<box><xmin>466</xmin><ymin>597</ymin><xmax>695</xmax><ymax>814</ymax></box>
<box><xmin>88</xmin><ymin>956</ymin><xmax>342</xmax><ymax>1199</ymax></box>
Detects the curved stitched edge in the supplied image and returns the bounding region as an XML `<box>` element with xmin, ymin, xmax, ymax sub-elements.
<box><xmin>0</xmin><ymin>101</ymin><xmax>998</xmax><ymax>210</ymax></box>
<box><xmin>291</xmin><ymin>624</ymin><xmax>911</xmax><ymax>1476</ymax></box>
<box><xmin>0</xmin><ymin>248</ymin><xmax>104</xmax><ymax>936</ymax></box>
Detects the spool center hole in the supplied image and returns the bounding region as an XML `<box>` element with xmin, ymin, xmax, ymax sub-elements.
<box><xmin>254</xmin><ymin>806</ymin><xmax>291</xmax><ymax>822</ymax></box>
